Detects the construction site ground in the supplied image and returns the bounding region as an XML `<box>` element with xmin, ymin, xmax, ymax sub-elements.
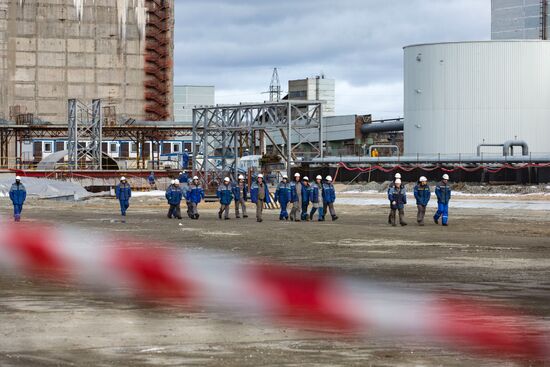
<box><xmin>1</xmin><ymin>193</ymin><xmax>549</xmax><ymax>366</ymax></box>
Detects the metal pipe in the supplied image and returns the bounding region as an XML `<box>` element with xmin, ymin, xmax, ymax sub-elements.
<box><xmin>476</xmin><ymin>144</ymin><xmax>503</xmax><ymax>156</ymax></box>
<box><xmin>307</xmin><ymin>154</ymin><xmax>550</xmax><ymax>164</ymax></box>
<box><xmin>503</xmin><ymin>140</ymin><xmax>529</xmax><ymax>156</ymax></box>
<box><xmin>360</xmin><ymin>121</ymin><xmax>404</xmax><ymax>135</ymax></box>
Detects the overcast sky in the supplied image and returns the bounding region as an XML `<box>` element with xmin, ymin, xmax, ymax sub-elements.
<box><xmin>173</xmin><ymin>0</ymin><xmax>490</xmax><ymax>119</ymax></box>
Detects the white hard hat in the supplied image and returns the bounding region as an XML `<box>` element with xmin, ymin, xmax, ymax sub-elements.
<box><xmin>174</xmin><ymin>179</ymin><xmax>180</xmax><ymax>185</ymax></box>
<box><xmin>419</xmin><ymin>176</ymin><xmax>427</xmax><ymax>182</ymax></box>
<box><xmin>282</xmin><ymin>174</ymin><xmax>288</xmax><ymax>179</ymax></box>
<box><xmin>15</xmin><ymin>176</ymin><xmax>21</xmax><ymax>180</ymax></box>
<box><xmin>170</xmin><ymin>179</ymin><xmax>175</xmax><ymax>185</ymax></box>
<box><xmin>294</xmin><ymin>172</ymin><xmax>301</xmax><ymax>177</ymax></box>
<box><xmin>395</xmin><ymin>173</ymin><xmax>401</xmax><ymax>179</ymax></box>
<box><xmin>193</xmin><ymin>176</ymin><xmax>199</xmax><ymax>180</ymax></box>
<box><xmin>120</xmin><ymin>176</ymin><xmax>126</xmax><ymax>181</ymax></box>
<box><xmin>326</xmin><ymin>175</ymin><xmax>332</xmax><ymax>182</ymax></box>
<box><xmin>316</xmin><ymin>175</ymin><xmax>322</xmax><ymax>180</ymax></box>
<box><xmin>180</xmin><ymin>172</ymin><xmax>183</xmax><ymax>175</ymax></box>
<box><xmin>257</xmin><ymin>173</ymin><xmax>264</xmax><ymax>178</ymax></box>
<box><xmin>238</xmin><ymin>175</ymin><xmax>245</xmax><ymax>180</ymax></box>
<box><xmin>303</xmin><ymin>176</ymin><xmax>309</xmax><ymax>181</ymax></box>
<box><xmin>442</xmin><ymin>174</ymin><xmax>450</xmax><ymax>180</ymax></box>
<box><xmin>224</xmin><ymin>177</ymin><xmax>230</xmax><ymax>182</ymax></box>
<box><xmin>395</xmin><ymin>178</ymin><xmax>402</xmax><ymax>184</ymax></box>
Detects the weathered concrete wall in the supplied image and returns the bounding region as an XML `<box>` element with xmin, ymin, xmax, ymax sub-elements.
<box><xmin>0</xmin><ymin>0</ymin><xmax>173</xmax><ymax>123</ymax></box>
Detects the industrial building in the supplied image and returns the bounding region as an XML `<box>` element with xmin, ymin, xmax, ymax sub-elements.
<box><xmin>403</xmin><ymin>40</ymin><xmax>550</xmax><ymax>156</ymax></box>
<box><xmin>492</xmin><ymin>0</ymin><xmax>548</xmax><ymax>40</ymax></box>
<box><xmin>288</xmin><ymin>76</ymin><xmax>335</xmax><ymax>116</ymax></box>
<box><xmin>173</xmin><ymin>85</ymin><xmax>215</xmax><ymax>123</ymax></box>
<box><xmin>0</xmin><ymin>0</ymin><xmax>174</xmax><ymax>124</ymax></box>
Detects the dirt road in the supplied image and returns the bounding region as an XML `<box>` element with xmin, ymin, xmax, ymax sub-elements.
<box><xmin>1</xmin><ymin>195</ymin><xmax>549</xmax><ymax>366</ymax></box>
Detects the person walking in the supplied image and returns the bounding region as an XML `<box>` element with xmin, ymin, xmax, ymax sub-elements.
<box><xmin>388</xmin><ymin>178</ymin><xmax>407</xmax><ymax>226</ymax></box>
<box><xmin>274</xmin><ymin>174</ymin><xmax>292</xmax><ymax>220</ymax></box>
<box><xmin>147</xmin><ymin>171</ymin><xmax>156</xmax><ymax>190</ymax></box>
<box><xmin>434</xmin><ymin>174</ymin><xmax>452</xmax><ymax>226</ymax></box>
<box><xmin>289</xmin><ymin>172</ymin><xmax>302</xmax><ymax>221</ymax></box>
<box><xmin>301</xmin><ymin>176</ymin><xmax>311</xmax><ymax>221</ymax></box>
<box><xmin>388</xmin><ymin>172</ymin><xmax>403</xmax><ymax>224</ymax></box>
<box><xmin>165</xmin><ymin>179</ymin><xmax>184</xmax><ymax>219</ymax></box>
<box><xmin>322</xmin><ymin>175</ymin><xmax>338</xmax><ymax>221</ymax></box>
<box><xmin>217</xmin><ymin>177</ymin><xmax>234</xmax><ymax>220</ymax></box>
<box><xmin>413</xmin><ymin>176</ymin><xmax>431</xmax><ymax>226</ymax></box>
<box><xmin>9</xmin><ymin>176</ymin><xmax>26</xmax><ymax>222</ymax></box>
<box><xmin>115</xmin><ymin>176</ymin><xmax>132</xmax><ymax>223</ymax></box>
<box><xmin>233</xmin><ymin>174</ymin><xmax>248</xmax><ymax>218</ymax></box>
<box><xmin>178</xmin><ymin>171</ymin><xmax>189</xmax><ymax>184</ymax></box>
<box><xmin>310</xmin><ymin>175</ymin><xmax>324</xmax><ymax>221</ymax></box>
<box><xmin>186</xmin><ymin>176</ymin><xmax>205</xmax><ymax>219</ymax></box>
<box><xmin>250</xmin><ymin>173</ymin><xmax>270</xmax><ymax>222</ymax></box>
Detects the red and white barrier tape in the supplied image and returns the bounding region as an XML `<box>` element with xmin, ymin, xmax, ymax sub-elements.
<box><xmin>0</xmin><ymin>221</ymin><xmax>548</xmax><ymax>361</ymax></box>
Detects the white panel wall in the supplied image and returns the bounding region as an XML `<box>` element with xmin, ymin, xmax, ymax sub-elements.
<box><xmin>404</xmin><ymin>41</ymin><xmax>550</xmax><ymax>155</ymax></box>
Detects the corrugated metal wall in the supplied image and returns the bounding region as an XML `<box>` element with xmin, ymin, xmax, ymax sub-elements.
<box><xmin>404</xmin><ymin>41</ymin><xmax>550</xmax><ymax>155</ymax></box>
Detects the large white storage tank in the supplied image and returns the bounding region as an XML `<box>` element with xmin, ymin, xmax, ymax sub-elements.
<box><xmin>404</xmin><ymin>41</ymin><xmax>550</xmax><ymax>156</ymax></box>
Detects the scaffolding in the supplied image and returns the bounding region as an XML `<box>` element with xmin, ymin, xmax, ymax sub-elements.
<box><xmin>192</xmin><ymin>100</ymin><xmax>324</xmax><ymax>185</ymax></box>
<box><xmin>67</xmin><ymin>99</ymin><xmax>103</xmax><ymax>170</ymax></box>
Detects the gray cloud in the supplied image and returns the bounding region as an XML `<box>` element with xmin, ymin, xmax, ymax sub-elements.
<box><xmin>174</xmin><ymin>0</ymin><xmax>490</xmax><ymax>116</ymax></box>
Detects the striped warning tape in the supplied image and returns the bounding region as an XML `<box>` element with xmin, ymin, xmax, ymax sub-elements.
<box><xmin>0</xmin><ymin>220</ymin><xmax>547</xmax><ymax>361</ymax></box>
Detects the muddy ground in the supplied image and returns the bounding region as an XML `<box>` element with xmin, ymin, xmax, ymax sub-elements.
<box><xmin>0</xmin><ymin>195</ymin><xmax>549</xmax><ymax>366</ymax></box>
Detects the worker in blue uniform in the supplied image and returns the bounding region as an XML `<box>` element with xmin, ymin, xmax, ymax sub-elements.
<box><xmin>300</xmin><ymin>176</ymin><xmax>311</xmax><ymax>221</ymax></box>
<box><xmin>165</xmin><ymin>179</ymin><xmax>184</xmax><ymax>219</ymax></box>
<box><xmin>115</xmin><ymin>176</ymin><xmax>132</xmax><ymax>222</ymax></box>
<box><xmin>322</xmin><ymin>175</ymin><xmax>338</xmax><ymax>221</ymax></box>
<box><xmin>9</xmin><ymin>176</ymin><xmax>26</xmax><ymax>222</ymax></box>
<box><xmin>217</xmin><ymin>177</ymin><xmax>234</xmax><ymax>220</ymax></box>
<box><xmin>274</xmin><ymin>174</ymin><xmax>292</xmax><ymax>220</ymax></box>
<box><xmin>414</xmin><ymin>176</ymin><xmax>431</xmax><ymax>226</ymax></box>
<box><xmin>186</xmin><ymin>176</ymin><xmax>204</xmax><ymax>219</ymax></box>
<box><xmin>309</xmin><ymin>175</ymin><xmax>324</xmax><ymax>221</ymax></box>
<box><xmin>181</xmin><ymin>149</ymin><xmax>190</xmax><ymax>169</ymax></box>
<box><xmin>434</xmin><ymin>174</ymin><xmax>452</xmax><ymax>226</ymax></box>
<box><xmin>147</xmin><ymin>171</ymin><xmax>156</xmax><ymax>190</ymax></box>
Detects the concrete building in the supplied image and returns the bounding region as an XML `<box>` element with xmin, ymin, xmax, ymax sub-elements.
<box><xmin>0</xmin><ymin>0</ymin><xmax>174</xmax><ymax>124</ymax></box>
<box><xmin>492</xmin><ymin>0</ymin><xmax>549</xmax><ymax>40</ymax></box>
<box><xmin>173</xmin><ymin>85</ymin><xmax>215</xmax><ymax>123</ymax></box>
<box><xmin>404</xmin><ymin>41</ymin><xmax>550</xmax><ymax>156</ymax></box>
<box><xmin>288</xmin><ymin>76</ymin><xmax>335</xmax><ymax>116</ymax></box>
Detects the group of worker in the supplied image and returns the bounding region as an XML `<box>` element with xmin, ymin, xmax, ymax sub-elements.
<box><xmin>6</xmin><ymin>170</ymin><xmax>450</xmax><ymax>227</ymax></box>
<box><xmin>387</xmin><ymin>173</ymin><xmax>452</xmax><ymax>227</ymax></box>
<box><xmin>159</xmin><ymin>172</ymin><xmax>338</xmax><ymax>223</ymax></box>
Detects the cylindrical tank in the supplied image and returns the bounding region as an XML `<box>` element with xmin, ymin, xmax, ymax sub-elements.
<box><xmin>404</xmin><ymin>41</ymin><xmax>550</xmax><ymax>155</ymax></box>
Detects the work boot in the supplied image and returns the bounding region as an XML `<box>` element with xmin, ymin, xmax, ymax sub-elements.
<box><xmin>257</xmin><ymin>218</ymin><xmax>263</xmax><ymax>223</ymax></box>
<box><xmin>332</xmin><ymin>215</ymin><xmax>338</xmax><ymax>221</ymax></box>
<box><xmin>177</xmin><ymin>216</ymin><xmax>182</xmax><ymax>220</ymax></box>
<box><xmin>236</xmin><ymin>215</ymin><xmax>241</xmax><ymax>219</ymax></box>
<box><xmin>167</xmin><ymin>214</ymin><xmax>172</xmax><ymax>219</ymax></box>
<box><xmin>418</xmin><ymin>221</ymin><xmax>424</xmax><ymax>226</ymax></box>
<box><xmin>433</xmin><ymin>217</ymin><xmax>439</xmax><ymax>224</ymax></box>
<box><xmin>388</xmin><ymin>214</ymin><xmax>392</xmax><ymax>225</ymax></box>
<box><xmin>400</xmin><ymin>222</ymin><xmax>408</xmax><ymax>226</ymax></box>
<box><xmin>218</xmin><ymin>210</ymin><xmax>222</xmax><ymax>219</ymax></box>
<box><xmin>224</xmin><ymin>217</ymin><xmax>230</xmax><ymax>220</ymax></box>
<box><xmin>195</xmin><ymin>214</ymin><xmax>200</xmax><ymax>220</ymax></box>
<box><xmin>442</xmin><ymin>223</ymin><xmax>448</xmax><ymax>227</ymax></box>
<box><xmin>243</xmin><ymin>215</ymin><xmax>248</xmax><ymax>218</ymax></box>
